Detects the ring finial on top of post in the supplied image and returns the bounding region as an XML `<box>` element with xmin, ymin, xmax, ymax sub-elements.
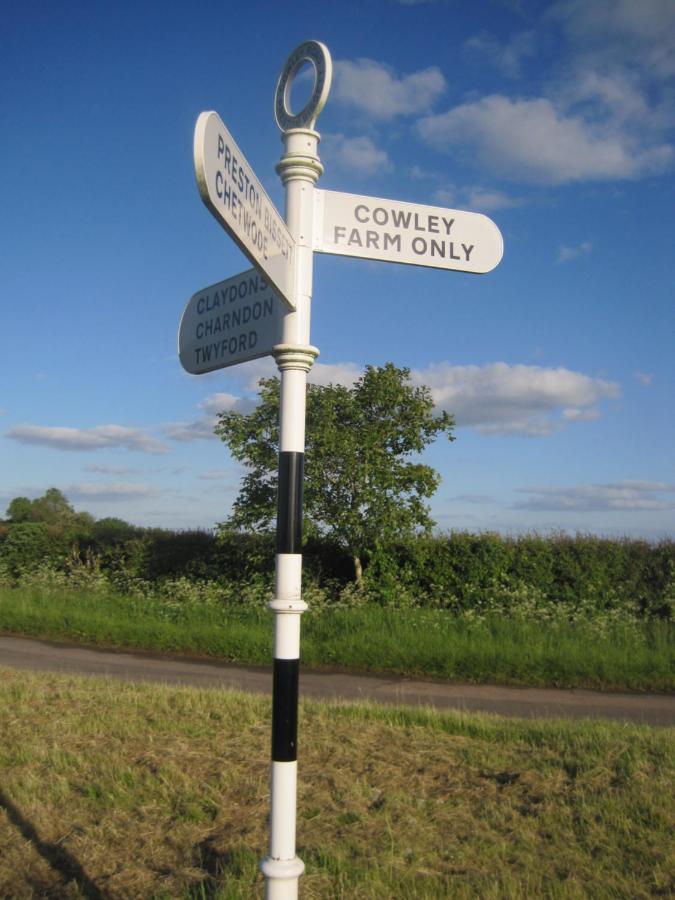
<box><xmin>274</xmin><ymin>40</ymin><xmax>332</xmax><ymax>132</ymax></box>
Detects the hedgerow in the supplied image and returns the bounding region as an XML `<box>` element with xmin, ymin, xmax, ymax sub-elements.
<box><xmin>0</xmin><ymin>522</ymin><xmax>672</xmax><ymax>621</ymax></box>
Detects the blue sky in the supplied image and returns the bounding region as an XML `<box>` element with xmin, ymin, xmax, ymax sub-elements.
<box><xmin>1</xmin><ymin>0</ymin><xmax>674</xmax><ymax>538</ymax></box>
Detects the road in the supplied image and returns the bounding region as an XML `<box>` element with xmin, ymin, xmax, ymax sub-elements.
<box><xmin>1</xmin><ymin>634</ymin><xmax>673</xmax><ymax>726</ymax></box>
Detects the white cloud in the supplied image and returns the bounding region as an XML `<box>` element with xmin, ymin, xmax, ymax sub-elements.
<box><xmin>515</xmin><ymin>481</ymin><xmax>675</xmax><ymax>512</ymax></box>
<box><xmin>234</xmin><ymin>357</ymin><xmax>277</xmax><ymax>391</ymax></box>
<box><xmin>417</xmin><ymin>95</ymin><xmax>673</xmax><ymax>184</ymax></box>
<box><xmin>6</xmin><ymin>424</ymin><xmax>168</xmax><ymax>454</ymax></box>
<box><xmin>197</xmin><ymin>393</ymin><xmax>240</xmax><ymax>415</ymax></box>
<box><xmin>462</xmin><ymin>187</ymin><xmax>520</xmax><ymax>212</ymax></box>
<box><xmin>561</xmin><ymin>70</ymin><xmax>655</xmax><ymax>129</ymax></box>
<box><xmin>322</xmin><ymin>134</ymin><xmax>392</xmax><ymax>176</ymax></box>
<box><xmin>333</xmin><ymin>58</ymin><xmax>446</xmax><ymax>120</ymax></box>
<box><xmin>67</xmin><ymin>482</ymin><xmax>159</xmax><ymax>501</ymax></box>
<box><xmin>562</xmin><ymin>407</ymin><xmax>600</xmax><ymax>422</ymax></box>
<box><xmin>84</xmin><ymin>464</ymin><xmax>137</xmax><ymax>475</ymax></box>
<box><xmin>170</xmin><ymin>359</ymin><xmax>619</xmax><ymax>440</ymax></box>
<box><xmin>451</xmin><ymin>493</ymin><xmax>496</xmax><ymax>505</ymax></box>
<box><xmin>162</xmin><ymin>419</ymin><xmax>217</xmax><ymax>443</ymax></box>
<box><xmin>415</xmin><ymin>1</ymin><xmax>675</xmax><ymax>188</ymax></box>
<box><xmin>308</xmin><ymin>361</ymin><xmax>363</xmax><ymax>387</ymax></box>
<box><xmin>432</xmin><ymin>184</ymin><xmax>519</xmax><ymax>213</ymax></box>
<box><xmin>409</xmin><ymin>164</ymin><xmax>434</xmax><ymax>179</ymax></box>
<box><xmin>287</xmin><ymin>358</ymin><xmax>620</xmax><ymax>436</ymax></box>
<box><xmin>412</xmin><ymin>361</ymin><xmax>619</xmax><ymax>435</ymax></box>
<box><xmin>464</xmin><ymin>30</ymin><xmax>536</xmax><ymax>78</ymax></box>
<box><xmin>162</xmin><ymin>393</ymin><xmax>257</xmax><ymax>444</ymax></box>
<box><xmin>557</xmin><ymin>240</ymin><xmax>592</xmax><ymax>263</ymax></box>
<box><xmin>635</xmin><ymin>371</ymin><xmax>654</xmax><ymax>387</ymax></box>
<box><xmin>433</xmin><ymin>187</ymin><xmax>456</xmax><ymax>206</ymax></box>
<box><xmin>197</xmin><ymin>470</ymin><xmax>232</xmax><ymax>481</ymax></box>
<box><xmin>550</xmin><ymin>0</ymin><xmax>675</xmax><ymax>79</ymax></box>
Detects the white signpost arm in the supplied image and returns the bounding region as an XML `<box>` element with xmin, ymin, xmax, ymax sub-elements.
<box><xmin>260</xmin><ymin>41</ymin><xmax>331</xmax><ymax>900</ymax></box>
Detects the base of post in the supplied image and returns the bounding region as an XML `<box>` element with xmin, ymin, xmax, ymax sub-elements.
<box><xmin>260</xmin><ymin>855</ymin><xmax>305</xmax><ymax>898</ymax></box>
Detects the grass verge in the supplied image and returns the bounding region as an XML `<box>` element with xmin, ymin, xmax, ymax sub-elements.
<box><xmin>0</xmin><ymin>667</ymin><xmax>673</xmax><ymax>898</ymax></box>
<box><xmin>1</xmin><ymin>584</ymin><xmax>673</xmax><ymax>690</ymax></box>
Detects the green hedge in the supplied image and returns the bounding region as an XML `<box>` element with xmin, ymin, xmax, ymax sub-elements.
<box><xmin>1</xmin><ymin>523</ymin><xmax>672</xmax><ymax>619</ymax></box>
<box><xmin>370</xmin><ymin>532</ymin><xmax>674</xmax><ymax>617</ymax></box>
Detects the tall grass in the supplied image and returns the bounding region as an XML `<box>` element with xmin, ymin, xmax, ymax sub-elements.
<box><xmin>1</xmin><ymin>580</ymin><xmax>673</xmax><ymax>690</ymax></box>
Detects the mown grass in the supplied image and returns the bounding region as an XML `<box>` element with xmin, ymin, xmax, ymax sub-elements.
<box><xmin>0</xmin><ymin>668</ymin><xmax>673</xmax><ymax>898</ymax></box>
<box><xmin>1</xmin><ymin>584</ymin><xmax>673</xmax><ymax>691</ymax></box>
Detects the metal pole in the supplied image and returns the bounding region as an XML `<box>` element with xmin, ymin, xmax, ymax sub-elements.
<box><xmin>259</xmin><ymin>81</ymin><xmax>327</xmax><ymax>900</ymax></box>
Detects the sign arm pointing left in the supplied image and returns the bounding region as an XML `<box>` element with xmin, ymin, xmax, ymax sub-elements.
<box><xmin>193</xmin><ymin>111</ymin><xmax>297</xmax><ymax>311</ymax></box>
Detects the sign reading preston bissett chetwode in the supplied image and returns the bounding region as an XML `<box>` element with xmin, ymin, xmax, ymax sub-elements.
<box><xmin>178</xmin><ymin>269</ymin><xmax>284</xmax><ymax>375</ymax></box>
<box><xmin>194</xmin><ymin>111</ymin><xmax>296</xmax><ymax>310</ymax></box>
<box><xmin>313</xmin><ymin>189</ymin><xmax>503</xmax><ymax>274</ymax></box>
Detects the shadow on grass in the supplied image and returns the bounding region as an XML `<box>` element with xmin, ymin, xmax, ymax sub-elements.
<box><xmin>0</xmin><ymin>789</ymin><xmax>107</xmax><ymax>899</ymax></box>
<box><xmin>188</xmin><ymin>835</ymin><xmax>260</xmax><ymax>898</ymax></box>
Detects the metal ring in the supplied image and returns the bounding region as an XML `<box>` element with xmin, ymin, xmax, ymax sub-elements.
<box><xmin>274</xmin><ymin>40</ymin><xmax>332</xmax><ymax>131</ymax></box>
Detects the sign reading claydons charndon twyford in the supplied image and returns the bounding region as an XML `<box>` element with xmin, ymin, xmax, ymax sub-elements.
<box><xmin>313</xmin><ymin>189</ymin><xmax>503</xmax><ymax>274</ymax></box>
<box><xmin>178</xmin><ymin>268</ymin><xmax>284</xmax><ymax>374</ymax></box>
<box><xmin>194</xmin><ymin>111</ymin><xmax>296</xmax><ymax>310</ymax></box>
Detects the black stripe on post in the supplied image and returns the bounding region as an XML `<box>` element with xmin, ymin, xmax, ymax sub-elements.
<box><xmin>277</xmin><ymin>451</ymin><xmax>304</xmax><ymax>554</ymax></box>
<box><xmin>272</xmin><ymin>658</ymin><xmax>300</xmax><ymax>761</ymax></box>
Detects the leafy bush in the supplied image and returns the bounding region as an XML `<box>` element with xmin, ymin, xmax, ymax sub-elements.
<box><xmin>1</xmin><ymin>507</ymin><xmax>673</xmax><ymax>622</ymax></box>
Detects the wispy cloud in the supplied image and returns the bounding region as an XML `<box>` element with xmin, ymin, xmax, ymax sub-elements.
<box><xmin>515</xmin><ymin>481</ymin><xmax>675</xmax><ymax>512</ymax></box>
<box><xmin>413</xmin><ymin>362</ymin><xmax>619</xmax><ymax>435</ymax></box>
<box><xmin>417</xmin><ymin>1</ymin><xmax>675</xmax><ymax>186</ymax></box>
<box><xmin>197</xmin><ymin>470</ymin><xmax>232</xmax><ymax>481</ymax></box>
<box><xmin>309</xmin><ymin>361</ymin><xmax>363</xmax><ymax>387</ymax></box>
<box><xmin>549</xmin><ymin>0</ymin><xmax>675</xmax><ymax>80</ymax></box>
<box><xmin>333</xmin><ymin>58</ymin><xmax>446</xmax><ymax>120</ymax></box>
<box><xmin>322</xmin><ymin>134</ymin><xmax>393</xmax><ymax>176</ymax></box>
<box><xmin>417</xmin><ymin>95</ymin><xmax>672</xmax><ymax>184</ymax></box>
<box><xmin>67</xmin><ymin>482</ymin><xmax>159</xmax><ymax>501</ymax></box>
<box><xmin>461</xmin><ymin>186</ymin><xmax>520</xmax><ymax>212</ymax></box>
<box><xmin>84</xmin><ymin>463</ymin><xmax>138</xmax><ymax>475</ymax></box>
<box><xmin>162</xmin><ymin>393</ymin><xmax>255</xmax><ymax>444</ymax></box>
<box><xmin>562</xmin><ymin>407</ymin><xmax>600</xmax><ymax>422</ymax></box>
<box><xmin>634</xmin><ymin>371</ymin><xmax>654</xmax><ymax>386</ymax></box>
<box><xmin>6</xmin><ymin>424</ymin><xmax>168</xmax><ymax>454</ymax></box>
<box><xmin>464</xmin><ymin>30</ymin><xmax>536</xmax><ymax>78</ymax></box>
<box><xmin>175</xmin><ymin>359</ymin><xmax>619</xmax><ymax>440</ymax></box>
<box><xmin>162</xmin><ymin>419</ymin><xmax>217</xmax><ymax>443</ymax></box>
<box><xmin>557</xmin><ymin>240</ymin><xmax>593</xmax><ymax>263</ymax></box>
<box><xmin>197</xmin><ymin>393</ymin><xmax>241</xmax><ymax>415</ymax></box>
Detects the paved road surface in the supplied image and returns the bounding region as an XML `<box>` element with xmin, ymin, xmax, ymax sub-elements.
<box><xmin>1</xmin><ymin>634</ymin><xmax>673</xmax><ymax>726</ymax></box>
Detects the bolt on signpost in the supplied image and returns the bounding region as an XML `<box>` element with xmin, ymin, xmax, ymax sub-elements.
<box><xmin>184</xmin><ymin>40</ymin><xmax>502</xmax><ymax>900</ymax></box>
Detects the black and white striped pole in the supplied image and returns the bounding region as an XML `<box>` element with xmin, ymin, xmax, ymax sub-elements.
<box><xmin>259</xmin><ymin>41</ymin><xmax>332</xmax><ymax>900</ymax></box>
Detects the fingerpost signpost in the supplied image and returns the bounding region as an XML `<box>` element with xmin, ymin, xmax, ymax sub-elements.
<box><xmin>181</xmin><ymin>39</ymin><xmax>503</xmax><ymax>900</ymax></box>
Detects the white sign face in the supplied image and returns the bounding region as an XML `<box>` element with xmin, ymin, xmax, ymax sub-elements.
<box><xmin>194</xmin><ymin>111</ymin><xmax>296</xmax><ymax>310</ymax></box>
<box><xmin>313</xmin><ymin>190</ymin><xmax>503</xmax><ymax>275</ymax></box>
<box><xmin>178</xmin><ymin>269</ymin><xmax>284</xmax><ymax>374</ymax></box>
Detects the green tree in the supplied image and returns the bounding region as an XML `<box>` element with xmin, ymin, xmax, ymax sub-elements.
<box><xmin>215</xmin><ymin>363</ymin><xmax>455</xmax><ymax>586</ymax></box>
<box><xmin>4</xmin><ymin>489</ymin><xmax>94</xmax><ymax>540</ymax></box>
<box><xmin>6</xmin><ymin>496</ymin><xmax>34</xmax><ymax>523</ymax></box>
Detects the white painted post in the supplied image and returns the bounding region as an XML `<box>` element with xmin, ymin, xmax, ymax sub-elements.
<box><xmin>259</xmin><ymin>42</ymin><xmax>331</xmax><ymax>900</ymax></box>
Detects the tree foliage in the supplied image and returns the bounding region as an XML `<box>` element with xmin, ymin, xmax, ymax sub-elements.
<box><xmin>215</xmin><ymin>363</ymin><xmax>455</xmax><ymax>583</ymax></box>
<box><xmin>5</xmin><ymin>488</ymin><xmax>93</xmax><ymax>537</ymax></box>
